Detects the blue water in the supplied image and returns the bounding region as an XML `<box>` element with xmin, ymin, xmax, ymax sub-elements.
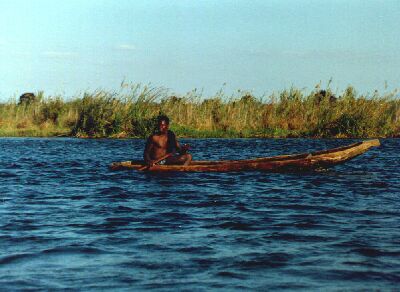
<box><xmin>0</xmin><ymin>138</ymin><xmax>399</xmax><ymax>290</ymax></box>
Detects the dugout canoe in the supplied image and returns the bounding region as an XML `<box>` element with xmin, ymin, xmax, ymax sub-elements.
<box><xmin>109</xmin><ymin>139</ymin><xmax>380</xmax><ymax>172</ymax></box>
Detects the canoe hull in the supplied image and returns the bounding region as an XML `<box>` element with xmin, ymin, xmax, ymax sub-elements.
<box><xmin>110</xmin><ymin>139</ymin><xmax>380</xmax><ymax>172</ymax></box>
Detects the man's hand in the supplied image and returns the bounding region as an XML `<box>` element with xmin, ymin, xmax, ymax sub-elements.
<box><xmin>180</xmin><ymin>144</ymin><xmax>191</xmax><ymax>154</ymax></box>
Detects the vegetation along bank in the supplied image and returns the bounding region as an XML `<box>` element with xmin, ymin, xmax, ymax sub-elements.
<box><xmin>1</xmin><ymin>83</ymin><xmax>399</xmax><ymax>138</ymax></box>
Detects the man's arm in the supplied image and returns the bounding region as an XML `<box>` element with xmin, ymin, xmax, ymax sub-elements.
<box><xmin>173</xmin><ymin>133</ymin><xmax>190</xmax><ymax>154</ymax></box>
<box><xmin>143</xmin><ymin>136</ymin><xmax>154</xmax><ymax>165</ymax></box>
<box><xmin>174</xmin><ymin>135</ymin><xmax>181</xmax><ymax>153</ymax></box>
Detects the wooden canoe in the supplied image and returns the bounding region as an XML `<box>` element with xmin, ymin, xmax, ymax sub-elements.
<box><xmin>109</xmin><ymin>139</ymin><xmax>380</xmax><ymax>172</ymax></box>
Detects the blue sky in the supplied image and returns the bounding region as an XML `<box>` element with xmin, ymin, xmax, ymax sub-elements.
<box><xmin>1</xmin><ymin>0</ymin><xmax>399</xmax><ymax>100</ymax></box>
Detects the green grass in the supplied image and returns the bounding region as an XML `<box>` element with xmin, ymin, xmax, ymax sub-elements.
<box><xmin>1</xmin><ymin>83</ymin><xmax>399</xmax><ymax>138</ymax></box>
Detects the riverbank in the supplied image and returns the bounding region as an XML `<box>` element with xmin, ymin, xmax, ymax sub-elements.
<box><xmin>1</xmin><ymin>84</ymin><xmax>399</xmax><ymax>138</ymax></box>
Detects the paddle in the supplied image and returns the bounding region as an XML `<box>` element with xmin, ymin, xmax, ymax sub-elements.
<box><xmin>137</xmin><ymin>153</ymin><xmax>173</xmax><ymax>171</ymax></box>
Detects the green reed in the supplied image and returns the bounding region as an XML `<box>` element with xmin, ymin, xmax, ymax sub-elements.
<box><xmin>0</xmin><ymin>83</ymin><xmax>399</xmax><ymax>138</ymax></box>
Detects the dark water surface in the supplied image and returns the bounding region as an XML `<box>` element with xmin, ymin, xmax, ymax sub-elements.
<box><xmin>1</xmin><ymin>138</ymin><xmax>399</xmax><ymax>290</ymax></box>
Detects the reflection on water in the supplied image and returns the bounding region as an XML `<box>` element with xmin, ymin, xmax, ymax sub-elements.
<box><xmin>0</xmin><ymin>138</ymin><xmax>399</xmax><ymax>290</ymax></box>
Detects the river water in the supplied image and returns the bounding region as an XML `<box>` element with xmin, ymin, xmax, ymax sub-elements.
<box><xmin>0</xmin><ymin>138</ymin><xmax>399</xmax><ymax>290</ymax></box>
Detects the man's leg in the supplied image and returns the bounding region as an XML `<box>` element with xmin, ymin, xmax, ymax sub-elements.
<box><xmin>166</xmin><ymin>153</ymin><xmax>192</xmax><ymax>165</ymax></box>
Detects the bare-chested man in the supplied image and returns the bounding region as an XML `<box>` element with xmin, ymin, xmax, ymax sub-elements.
<box><xmin>143</xmin><ymin>115</ymin><xmax>192</xmax><ymax>167</ymax></box>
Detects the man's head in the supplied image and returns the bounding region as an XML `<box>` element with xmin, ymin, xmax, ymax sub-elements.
<box><xmin>157</xmin><ymin>115</ymin><xmax>170</xmax><ymax>134</ymax></box>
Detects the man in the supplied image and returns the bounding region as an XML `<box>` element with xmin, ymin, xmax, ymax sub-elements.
<box><xmin>143</xmin><ymin>115</ymin><xmax>192</xmax><ymax>167</ymax></box>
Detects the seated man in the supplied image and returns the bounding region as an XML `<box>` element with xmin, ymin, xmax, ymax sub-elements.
<box><xmin>143</xmin><ymin>115</ymin><xmax>192</xmax><ymax>167</ymax></box>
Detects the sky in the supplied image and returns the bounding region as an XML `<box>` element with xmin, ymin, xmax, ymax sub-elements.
<box><xmin>1</xmin><ymin>0</ymin><xmax>400</xmax><ymax>100</ymax></box>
